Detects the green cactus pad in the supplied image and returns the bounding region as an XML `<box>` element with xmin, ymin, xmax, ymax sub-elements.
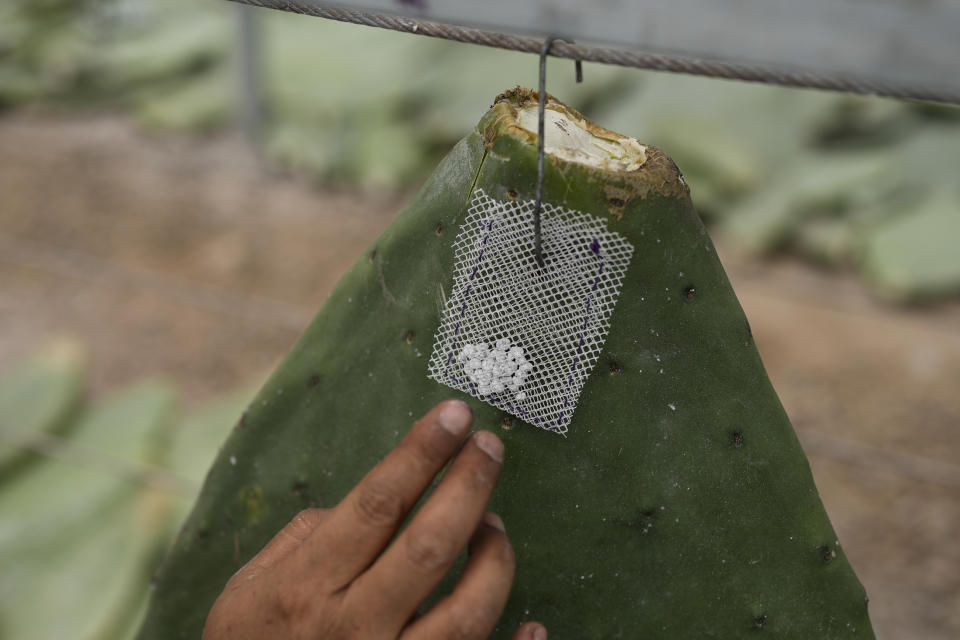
<box><xmin>0</xmin><ymin>381</ymin><xmax>176</xmax><ymax>640</ymax></box>
<box><xmin>138</xmin><ymin>88</ymin><xmax>874</xmax><ymax>639</ymax></box>
<box><xmin>0</xmin><ymin>338</ymin><xmax>86</xmax><ymax>475</ymax></box>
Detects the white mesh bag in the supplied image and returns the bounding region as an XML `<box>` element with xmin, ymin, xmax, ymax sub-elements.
<box><xmin>427</xmin><ymin>189</ymin><xmax>634</xmax><ymax>435</ymax></box>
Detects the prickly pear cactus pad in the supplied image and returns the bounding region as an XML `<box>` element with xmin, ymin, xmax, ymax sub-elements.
<box><xmin>138</xmin><ymin>88</ymin><xmax>875</xmax><ymax>639</ymax></box>
<box><xmin>427</xmin><ymin>188</ymin><xmax>635</xmax><ymax>435</ymax></box>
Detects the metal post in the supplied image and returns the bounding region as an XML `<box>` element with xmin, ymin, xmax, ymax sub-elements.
<box><xmin>236</xmin><ymin>3</ymin><xmax>263</xmax><ymax>142</ymax></box>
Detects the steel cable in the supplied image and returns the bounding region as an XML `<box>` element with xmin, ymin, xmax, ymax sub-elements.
<box><xmin>228</xmin><ymin>0</ymin><xmax>960</xmax><ymax>104</ymax></box>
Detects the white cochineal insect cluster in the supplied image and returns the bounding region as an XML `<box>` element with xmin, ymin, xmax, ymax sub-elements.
<box><xmin>457</xmin><ymin>338</ymin><xmax>532</xmax><ymax>400</ymax></box>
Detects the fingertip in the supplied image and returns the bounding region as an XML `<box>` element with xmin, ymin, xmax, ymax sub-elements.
<box><xmin>473</xmin><ymin>429</ymin><xmax>504</xmax><ymax>463</ymax></box>
<box><xmin>483</xmin><ymin>511</ymin><xmax>506</xmax><ymax>533</ymax></box>
<box><xmin>513</xmin><ymin>621</ymin><xmax>547</xmax><ymax>640</ymax></box>
<box><xmin>436</xmin><ymin>399</ymin><xmax>473</xmax><ymax>437</ymax></box>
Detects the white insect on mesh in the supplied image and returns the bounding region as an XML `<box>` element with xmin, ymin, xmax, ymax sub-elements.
<box><xmin>427</xmin><ymin>188</ymin><xmax>635</xmax><ymax>435</ymax></box>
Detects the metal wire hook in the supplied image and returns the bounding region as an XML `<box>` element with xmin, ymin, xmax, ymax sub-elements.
<box><xmin>534</xmin><ymin>36</ymin><xmax>582</xmax><ymax>268</ymax></box>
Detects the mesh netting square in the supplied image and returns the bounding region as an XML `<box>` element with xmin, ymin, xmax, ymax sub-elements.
<box><xmin>428</xmin><ymin>189</ymin><xmax>634</xmax><ymax>435</ymax></box>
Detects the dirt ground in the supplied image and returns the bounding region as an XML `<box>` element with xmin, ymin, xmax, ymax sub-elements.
<box><xmin>1</xmin><ymin>113</ymin><xmax>958</xmax><ymax>639</ymax></box>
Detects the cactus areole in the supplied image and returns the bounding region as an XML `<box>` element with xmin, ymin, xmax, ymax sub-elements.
<box><xmin>139</xmin><ymin>88</ymin><xmax>874</xmax><ymax>639</ymax></box>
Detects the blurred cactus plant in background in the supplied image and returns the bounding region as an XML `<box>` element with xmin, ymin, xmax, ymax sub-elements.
<box><xmin>2</xmin><ymin>0</ymin><xmax>959</xmax><ymax>300</ymax></box>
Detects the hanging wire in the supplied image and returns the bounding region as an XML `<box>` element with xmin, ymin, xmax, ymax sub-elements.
<box><xmin>226</xmin><ymin>0</ymin><xmax>960</xmax><ymax>105</ymax></box>
<box><xmin>534</xmin><ymin>36</ymin><xmax>581</xmax><ymax>268</ymax></box>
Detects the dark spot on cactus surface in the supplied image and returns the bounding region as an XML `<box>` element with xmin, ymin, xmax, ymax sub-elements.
<box><xmin>435</xmin><ymin>223</ymin><xmax>443</xmax><ymax>236</ymax></box>
<box><xmin>507</xmin><ymin>188</ymin><xmax>518</xmax><ymax>201</ymax></box>
<box><xmin>291</xmin><ymin>480</ymin><xmax>308</xmax><ymax>497</ymax></box>
<box><xmin>405</xmin><ymin>330</ymin><xmax>415</xmax><ymax>345</ymax></box>
<box><xmin>307</xmin><ymin>375</ymin><xmax>321</xmax><ymax>389</ymax></box>
<box><xmin>501</xmin><ymin>415</ymin><xmax>514</xmax><ymax>430</ymax></box>
<box><xmin>731</xmin><ymin>430</ymin><xmax>745</xmax><ymax>448</ymax></box>
<box><xmin>608</xmin><ymin>196</ymin><xmax>626</xmax><ymax>207</ymax></box>
<box><xmin>369</xmin><ymin>248</ymin><xmax>377</xmax><ymax>263</ymax></box>
<box><xmin>608</xmin><ymin>361</ymin><xmax>622</xmax><ymax>376</ymax></box>
<box><xmin>619</xmin><ymin>509</ymin><xmax>657</xmax><ymax>536</ymax></box>
<box><xmin>194</xmin><ymin>527</ymin><xmax>210</xmax><ymax>543</ymax></box>
<box><xmin>234</xmin><ymin>412</ymin><xmax>247</xmax><ymax>430</ymax></box>
<box><xmin>819</xmin><ymin>545</ymin><xmax>836</xmax><ymax>565</ymax></box>
<box><xmin>683</xmin><ymin>285</ymin><xmax>697</xmax><ymax>301</ymax></box>
<box><xmin>753</xmin><ymin>614</ymin><xmax>767</xmax><ymax>629</ymax></box>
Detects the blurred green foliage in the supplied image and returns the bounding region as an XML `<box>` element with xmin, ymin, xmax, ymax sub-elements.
<box><xmin>0</xmin><ymin>340</ymin><xmax>254</xmax><ymax>640</ymax></box>
<box><xmin>1</xmin><ymin>0</ymin><xmax>959</xmax><ymax>300</ymax></box>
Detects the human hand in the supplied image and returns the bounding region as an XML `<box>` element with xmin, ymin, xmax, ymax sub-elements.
<box><xmin>202</xmin><ymin>399</ymin><xmax>546</xmax><ymax>640</ymax></box>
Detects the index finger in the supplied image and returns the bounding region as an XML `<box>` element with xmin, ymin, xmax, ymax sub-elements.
<box><xmin>293</xmin><ymin>399</ymin><xmax>474</xmax><ymax>590</ymax></box>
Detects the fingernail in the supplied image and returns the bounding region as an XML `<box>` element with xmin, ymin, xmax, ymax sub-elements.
<box><xmin>532</xmin><ymin>624</ymin><xmax>547</xmax><ymax>640</ymax></box>
<box><xmin>437</xmin><ymin>399</ymin><xmax>472</xmax><ymax>437</ymax></box>
<box><xmin>483</xmin><ymin>512</ymin><xmax>506</xmax><ymax>532</ymax></box>
<box><xmin>474</xmin><ymin>430</ymin><xmax>504</xmax><ymax>463</ymax></box>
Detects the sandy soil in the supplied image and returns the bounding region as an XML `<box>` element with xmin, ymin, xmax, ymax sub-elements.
<box><xmin>1</xmin><ymin>113</ymin><xmax>957</xmax><ymax>639</ymax></box>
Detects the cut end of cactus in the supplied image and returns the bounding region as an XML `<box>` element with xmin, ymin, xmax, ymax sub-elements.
<box><xmin>515</xmin><ymin>102</ymin><xmax>646</xmax><ymax>171</ymax></box>
<box><xmin>484</xmin><ymin>88</ymin><xmax>689</xmax><ymax>220</ymax></box>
